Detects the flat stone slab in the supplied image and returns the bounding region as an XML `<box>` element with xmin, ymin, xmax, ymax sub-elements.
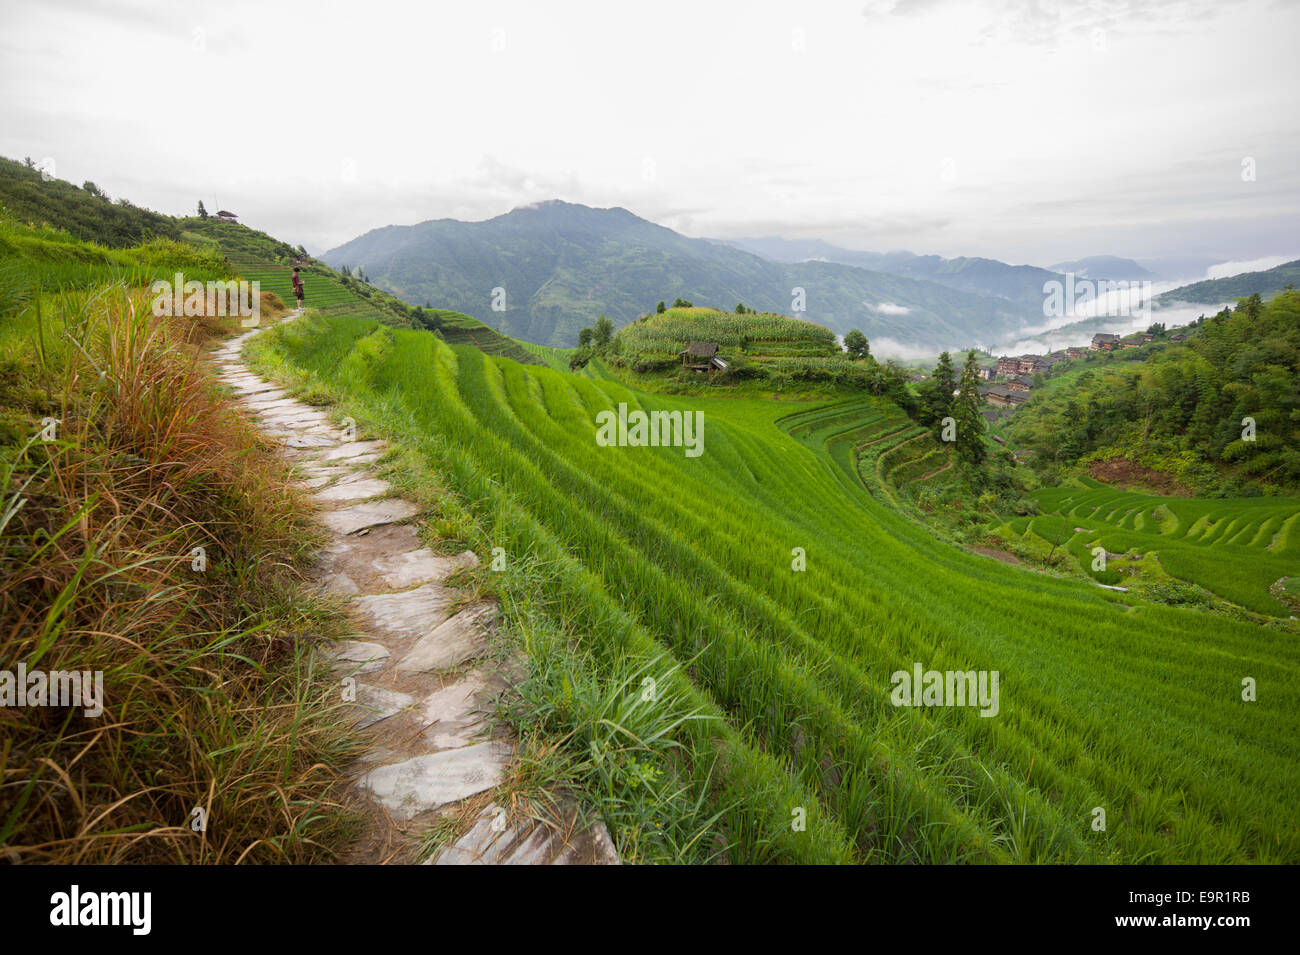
<box><xmin>353</xmin><ymin>584</ymin><xmax>452</xmax><ymax>641</ymax></box>
<box><xmin>261</xmin><ymin>410</ymin><xmax>332</xmax><ymax>427</ymax></box>
<box><xmin>299</xmin><ymin>460</ymin><xmax>371</xmax><ymax>479</ymax></box>
<box><xmin>319</xmin><ymin>499</ymin><xmax>420</xmax><ymax>536</ymax></box>
<box><xmin>226</xmin><ymin>382</ymin><xmax>284</xmax><ymax>398</ymax></box>
<box><xmin>358</xmin><ymin>741</ymin><xmax>510</xmax><ymax>820</ymax></box>
<box><xmin>416</xmin><ymin>672</ymin><xmax>492</xmax><ymax>748</ymax></box>
<box><xmin>283</xmin><ymin>433</ymin><xmax>338</xmax><ymax>446</ymax></box>
<box><xmin>263</xmin><ymin>426</ymin><xmax>338</xmax><ymax>443</ymax></box>
<box><xmin>369</xmin><ymin>547</ymin><xmax>476</xmax><ymax>588</ymax></box>
<box><xmin>330</xmin><ymin>639</ymin><xmax>391</xmax><ymax>675</ymax></box>
<box><xmin>352</xmin><ymin>684</ymin><xmax>416</xmax><ymax>729</ymax></box>
<box><xmin>432</xmin><ymin>804</ymin><xmax>620</xmax><ymax>865</ymax></box>
<box><xmin>320</xmin><ymin>440</ymin><xmax>387</xmax><ymax>462</ymax></box>
<box><xmin>283</xmin><ymin>433</ymin><xmax>336</xmax><ymax>449</ymax></box>
<box><xmin>294</xmin><ymin>450</ymin><xmax>381</xmax><ymax>467</ymax></box>
<box><xmin>314</xmin><ymin>477</ymin><xmax>391</xmax><ymax>504</ymax></box>
<box><xmin>396</xmin><ymin>602</ymin><xmax>496</xmax><ymax>673</ymax></box>
<box><xmin>242</xmin><ymin>397</ymin><xmax>304</xmax><ymax>413</ymax></box>
<box><xmin>320</xmin><ymin>571</ymin><xmax>362</xmax><ymax>596</ymax></box>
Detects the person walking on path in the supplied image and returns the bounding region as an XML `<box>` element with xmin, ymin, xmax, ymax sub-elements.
<box><xmin>291</xmin><ymin>267</ymin><xmax>305</xmax><ymax>310</ymax></box>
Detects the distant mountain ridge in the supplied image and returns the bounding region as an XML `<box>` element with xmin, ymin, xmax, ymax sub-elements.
<box><xmin>716</xmin><ymin>236</ymin><xmax>1066</xmax><ymax>308</ymax></box>
<box><xmin>1048</xmin><ymin>255</ymin><xmax>1155</xmax><ymax>281</ymax></box>
<box><xmin>323</xmin><ymin>201</ymin><xmax>1042</xmax><ymax>350</ymax></box>
<box><xmin>1156</xmin><ymin>259</ymin><xmax>1300</xmax><ymax>306</ymax></box>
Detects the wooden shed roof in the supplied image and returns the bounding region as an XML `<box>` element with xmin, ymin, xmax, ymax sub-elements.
<box><xmin>680</xmin><ymin>341</ymin><xmax>719</xmax><ymax>357</ymax></box>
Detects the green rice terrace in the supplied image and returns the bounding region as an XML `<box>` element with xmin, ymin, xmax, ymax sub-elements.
<box><xmin>618</xmin><ymin>306</ymin><xmax>840</xmax><ymax>357</ymax></box>
<box><xmin>246</xmin><ymin>311</ymin><xmax>1300</xmax><ymax>864</ymax></box>
<box><xmin>1002</xmin><ymin>480</ymin><xmax>1300</xmax><ymax>617</ymax></box>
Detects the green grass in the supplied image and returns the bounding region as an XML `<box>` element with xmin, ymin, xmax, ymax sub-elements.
<box><xmin>247</xmin><ymin>312</ymin><xmax>1300</xmax><ymax>864</ymax></box>
<box><xmin>0</xmin><ymin>215</ymin><xmax>228</xmax><ymax>314</ymax></box>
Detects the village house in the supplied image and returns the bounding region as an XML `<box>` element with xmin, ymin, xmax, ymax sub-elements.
<box><xmin>996</xmin><ymin>356</ymin><xmax>1021</xmax><ymax>377</ymax></box>
<box><xmin>982</xmin><ymin>384</ymin><xmax>1029</xmax><ymax>409</ymax></box>
<box><xmin>216</xmin><ymin>210</ymin><xmax>239</xmax><ymax>221</ymax></box>
<box><xmin>1016</xmin><ymin>355</ymin><xmax>1040</xmax><ymax>375</ymax></box>
<box><xmin>679</xmin><ymin>341</ymin><xmax>726</xmax><ymax>373</ymax></box>
<box><xmin>1007</xmin><ymin>375</ymin><xmax>1034</xmax><ymax>393</ymax></box>
<box><xmin>1066</xmin><ymin>347</ymin><xmax>1085</xmax><ymax>359</ymax></box>
<box><xmin>977</xmin><ymin>365</ymin><xmax>995</xmax><ymax>381</ymax></box>
<box><xmin>1091</xmin><ymin>333</ymin><xmax>1120</xmax><ymax>351</ymax></box>
<box><xmin>1170</xmin><ymin>332</ymin><xmax>1187</xmax><ymax>342</ymax></box>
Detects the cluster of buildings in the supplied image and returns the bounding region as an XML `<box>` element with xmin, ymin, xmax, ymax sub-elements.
<box><xmin>978</xmin><ymin>351</ymin><xmax>1070</xmax><ymax>409</ymax></box>
<box><xmin>974</xmin><ymin>327</ymin><xmax>1182</xmax><ymax>411</ymax></box>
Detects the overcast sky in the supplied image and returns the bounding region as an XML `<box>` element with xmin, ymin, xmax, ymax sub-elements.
<box><xmin>2</xmin><ymin>0</ymin><xmax>1297</xmax><ymax>267</ymax></box>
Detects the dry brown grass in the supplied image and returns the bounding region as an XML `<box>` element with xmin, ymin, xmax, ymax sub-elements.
<box><xmin>0</xmin><ymin>283</ymin><xmax>357</xmax><ymax>863</ymax></box>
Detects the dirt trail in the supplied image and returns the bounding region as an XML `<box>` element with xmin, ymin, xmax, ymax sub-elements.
<box><xmin>210</xmin><ymin>314</ymin><xmax>617</xmax><ymax>865</ymax></box>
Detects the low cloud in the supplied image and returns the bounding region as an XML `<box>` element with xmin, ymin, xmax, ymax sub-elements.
<box><xmin>867</xmin><ymin>301</ymin><xmax>911</xmax><ymax>315</ymax></box>
<box><xmin>870</xmin><ymin>337</ymin><xmax>940</xmax><ymax>361</ymax></box>
<box><xmin>1205</xmin><ymin>254</ymin><xmax>1300</xmax><ymax>280</ymax></box>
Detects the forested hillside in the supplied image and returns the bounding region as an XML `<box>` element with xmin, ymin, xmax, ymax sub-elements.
<box><xmin>1156</xmin><ymin>260</ymin><xmax>1300</xmax><ymax>305</ymax></box>
<box><xmin>0</xmin><ymin>155</ymin><xmax>180</xmax><ymax>246</ymax></box>
<box><xmin>1004</xmin><ymin>291</ymin><xmax>1300</xmax><ymax>494</ymax></box>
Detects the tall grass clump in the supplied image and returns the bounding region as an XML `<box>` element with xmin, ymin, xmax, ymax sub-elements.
<box><xmin>0</xmin><ymin>272</ymin><xmax>356</xmax><ymax>863</ymax></box>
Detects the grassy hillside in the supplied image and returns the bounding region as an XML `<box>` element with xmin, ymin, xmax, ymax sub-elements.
<box><xmin>0</xmin><ymin>158</ymin><xmax>543</xmax><ymax>368</ymax></box>
<box><xmin>247</xmin><ymin>312</ymin><xmax>1300</xmax><ymax>864</ymax></box>
<box><xmin>1157</xmin><ymin>259</ymin><xmax>1300</xmax><ymax>305</ymax></box>
<box><xmin>0</xmin><ymin>155</ymin><xmax>180</xmax><ymax>247</ymax></box>
<box><xmin>0</xmin><ymin>217</ymin><xmax>228</xmax><ymax>313</ymax></box>
<box><xmin>617</xmin><ymin>306</ymin><xmax>840</xmax><ymax>359</ymax></box>
<box><xmin>322</xmin><ymin>199</ymin><xmax>1039</xmax><ymax>350</ymax></box>
<box><xmin>601</xmin><ymin>306</ymin><xmax>910</xmax><ymax>399</ymax></box>
<box><xmin>180</xmin><ymin>217</ymin><xmax>542</xmax><ymax>364</ymax></box>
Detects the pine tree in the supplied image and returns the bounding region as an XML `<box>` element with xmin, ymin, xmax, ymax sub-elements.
<box><xmin>923</xmin><ymin>351</ymin><xmax>957</xmax><ymax>429</ymax></box>
<box><xmin>953</xmin><ymin>350</ymin><xmax>987</xmax><ymax>465</ymax></box>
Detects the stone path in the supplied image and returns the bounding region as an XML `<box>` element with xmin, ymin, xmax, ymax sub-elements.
<box><xmin>210</xmin><ymin>315</ymin><xmax>617</xmax><ymax>865</ymax></box>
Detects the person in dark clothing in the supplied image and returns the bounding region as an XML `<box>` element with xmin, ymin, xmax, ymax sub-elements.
<box><xmin>291</xmin><ymin>267</ymin><xmax>304</xmax><ymax>309</ymax></box>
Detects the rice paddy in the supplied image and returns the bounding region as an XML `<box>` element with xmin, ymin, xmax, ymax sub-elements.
<box><xmin>1008</xmin><ymin>481</ymin><xmax>1300</xmax><ymax>616</ymax></box>
<box><xmin>250</xmin><ymin>313</ymin><xmax>1300</xmax><ymax>864</ymax></box>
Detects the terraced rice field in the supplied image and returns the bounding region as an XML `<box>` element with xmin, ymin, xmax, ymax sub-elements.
<box><xmin>237</xmin><ymin>267</ymin><xmax>384</xmax><ymax>315</ymax></box>
<box><xmin>619</xmin><ymin>307</ymin><xmax>840</xmax><ymax>359</ymax></box>
<box><xmin>517</xmin><ymin>340</ymin><xmax>578</xmax><ymax>371</ymax></box>
<box><xmin>434</xmin><ymin>314</ymin><xmax>542</xmax><ymax>366</ymax></box>
<box><xmin>1013</xmin><ymin>481</ymin><xmax>1300</xmax><ymax>616</ymax></box>
<box><xmin>251</xmin><ymin>314</ymin><xmax>1300</xmax><ymax>864</ymax></box>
